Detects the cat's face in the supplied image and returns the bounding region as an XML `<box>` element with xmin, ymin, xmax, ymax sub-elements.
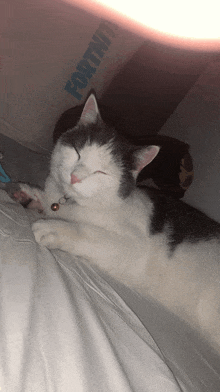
<box><xmin>50</xmin><ymin>94</ymin><xmax>160</xmax><ymax>205</ymax></box>
<box><xmin>50</xmin><ymin>139</ymin><xmax>123</xmax><ymax>203</ymax></box>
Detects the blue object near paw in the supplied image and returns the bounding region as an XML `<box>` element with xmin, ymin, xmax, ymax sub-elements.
<box><xmin>0</xmin><ymin>163</ymin><xmax>11</xmax><ymax>183</ymax></box>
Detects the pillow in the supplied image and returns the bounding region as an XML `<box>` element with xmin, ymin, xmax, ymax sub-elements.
<box><xmin>135</xmin><ymin>134</ymin><xmax>194</xmax><ymax>199</ymax></box>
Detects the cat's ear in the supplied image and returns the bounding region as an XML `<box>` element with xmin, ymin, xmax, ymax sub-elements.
<box><xmin>79</xmin><ymin>94</ymin><xmax>100</xmax><ymax>125</ymax></box>
<box><xmin>132</xmin><ymin>145</ymin><xmax>160</xmax><ymax>180</ymax></box>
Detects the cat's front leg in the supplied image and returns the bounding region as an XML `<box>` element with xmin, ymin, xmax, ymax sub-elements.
<box><xmin>32</xmin><ymin>219</ymin><xmax>79</xmax><ymax>252</ymax></box>
<box><xmin>32</xmin><ymin>219</ymin><xmax>146</xmax><ymax>284</ymax></box>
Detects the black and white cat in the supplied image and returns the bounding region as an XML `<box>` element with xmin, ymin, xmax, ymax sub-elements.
<box><xmin>16</xmin><ymin>93</ymin><xmax>220</xmax><ymax>353</ymax></box>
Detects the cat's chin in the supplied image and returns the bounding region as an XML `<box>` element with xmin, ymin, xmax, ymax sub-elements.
<box><xmin>64</xmin><ymin>183</ymin><xmax>98</xmax><ymax>200</ymax></box>
<box><xmin>62</xmin><ymin>188</ymin><xmax>90</xmax><ymax>203</ymax></box>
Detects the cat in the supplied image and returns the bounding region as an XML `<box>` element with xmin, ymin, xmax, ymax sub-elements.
<box><xmin>14</xmin><ymin>93</ymin><xmax>220</xmax><ymax>354</ymax></box>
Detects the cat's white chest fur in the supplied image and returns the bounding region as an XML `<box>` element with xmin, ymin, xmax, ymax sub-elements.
<box><xmin>42</xmin><ymin>171</ymin><xmax>151</xmax><ymax>237</ymax></box>
<box><xmin>70</xmin><ymin>190</ymin><xmax>150</xmax><ymax>237</ymax></box>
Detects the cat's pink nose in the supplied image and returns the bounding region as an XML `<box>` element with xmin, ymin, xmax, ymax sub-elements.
<box><xmin>71</xmin><ymin>174</ymin><xmax>81</xmax><ymax>184</ymax></box>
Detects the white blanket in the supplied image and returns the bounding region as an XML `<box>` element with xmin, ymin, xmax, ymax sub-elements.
<box><xmin>0</xmin><ymin>190</ymin><xmax>219</xmax><ymax>391</ymax></box>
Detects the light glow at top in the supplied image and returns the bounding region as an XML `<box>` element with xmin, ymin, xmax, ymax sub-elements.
<box><xmin>63</xmin><ymin>0</ymin><xmax>220</xmax><ymax>50</ymax></box>
<box><xmin>94</xmin><ymin>0</ymin><xmax>220</xmax><ymax>40</ymax></box>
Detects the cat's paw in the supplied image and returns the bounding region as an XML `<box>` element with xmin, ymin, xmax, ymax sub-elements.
<box><xmin>19</xmin><ymin>184</ymin><xmax>43</xmax><ymax>207</ymax></box>
<box><xmin>32</xmin><ymin>219</ymin><xmax>60</xmax><ymax>249</ymax></box>
<box><xmin>10</xmin><ymin>183</ymin><xmax>44</xmax><ymax>211</ymax></box>
<box><xmin>4</xmin><ymin>183</ymin><xmax>30</xmax><ymax>203</ymax></box>
<box><xmin>13</xmin><ymin>190</ymin><xmax>31</xmax><ymax>204</ymax></box>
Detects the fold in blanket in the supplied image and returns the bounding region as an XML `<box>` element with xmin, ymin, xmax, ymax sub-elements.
<box><xmin>0</xmin><ymin>190</ymin><xmax>182</xmax><ymax>392</ymax></box>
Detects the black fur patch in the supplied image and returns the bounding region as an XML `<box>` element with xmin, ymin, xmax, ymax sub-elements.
<box><xmin>142</xmin><ymin>188</ymin><xmax>220</xmax><ymax>252</ymax></box>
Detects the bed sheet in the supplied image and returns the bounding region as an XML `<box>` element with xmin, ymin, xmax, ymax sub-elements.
<box><xmin>0</xmin><ymin>190</ymin><xmax>182</xmax><ymax>392</ymax></box>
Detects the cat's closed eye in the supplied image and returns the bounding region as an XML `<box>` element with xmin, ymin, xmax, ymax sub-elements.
<box><xmin>94</xmin><ymin>170</ymin><xmax>107</xmax><ymax>175</ymax></box>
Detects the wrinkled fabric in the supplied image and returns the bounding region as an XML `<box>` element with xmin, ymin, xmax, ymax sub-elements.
<box><xmin>0</xmin><ymin>190</ymin><xmax>182</xmax><ymax>392</ymax></box>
